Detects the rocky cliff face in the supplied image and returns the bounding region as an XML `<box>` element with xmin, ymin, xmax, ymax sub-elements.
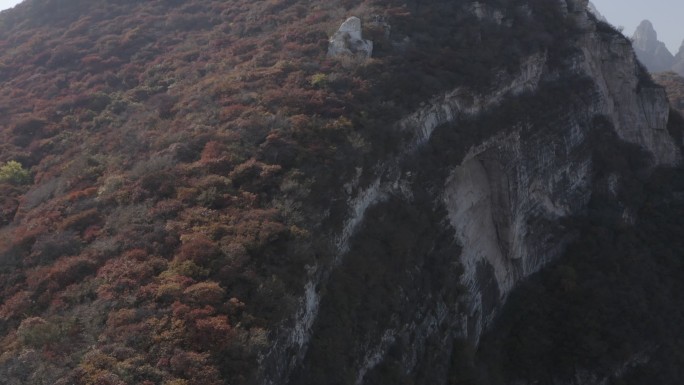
<box><xmin>259</xmin><ymin>1</ymin><xmax>681</xmax><ymax>384</ymax></box>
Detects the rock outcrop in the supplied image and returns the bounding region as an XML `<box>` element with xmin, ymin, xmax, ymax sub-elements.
<box><xmin>327</xmin><ymin>16</ymin><xmax>373</xmax><ymax>59</ymax></box>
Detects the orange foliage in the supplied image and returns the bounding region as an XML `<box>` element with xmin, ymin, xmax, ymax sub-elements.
<box><xmin>193</xmin><ymin>315</ymin><xmax>232</xmax><ymax>348</ymax></box>
<box><xmin>183</xmin><ymin>281</ymin><xmax>225</xmax><ymax>306</ymax></box>
<box><xmin>26</xmin><ymin>255</ymin><xmax>97</xmax><ymax>293</ymax></box>
<box><xmin>168</xmin><ymin>349</ymin><xmax>223</xmax><ymax>385</ymax></box>
<box><xmin>0</xmin><ymin>0</ymin><xmax>427</xmax><ymax>381</ymax></box>
<box><xmin>65</xmin><ymin>187</ymin><xmax>98</xmax><ymax>202</ymax></box>
<box><xmin>58</xmin><ymin>208</ymin><xmax>101</xmax><ymax>232</ymax></box>
<box><xmin>174</xmin><ymin>235</ymin><xmax>221</xmax><ymax>265</ymax></box>
<box><xmin>96</xmin><ymin>252</ymin><xmax>166</xmax><ymax>300</ymax></box>
<box><xmin>0</xmin><ymin>290</ymin><xmax>32</xmax><ymax>320</ymax></box>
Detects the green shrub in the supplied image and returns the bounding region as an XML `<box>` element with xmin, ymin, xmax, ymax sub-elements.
<box><xmin>310</xmin><ymin>73</ymin><xmax>327</xmax><ymax>88</ymax></box>
<box><xmin>0</xmin><ymin>160</ymin><xmax>31</xmax><ymax>185</ymax></box>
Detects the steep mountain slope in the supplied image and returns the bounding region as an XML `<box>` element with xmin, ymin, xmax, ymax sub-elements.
<box><xmin>0</xmin><ymin>0</ymin><xmax>682</xmax><ymax>385</ymax></box>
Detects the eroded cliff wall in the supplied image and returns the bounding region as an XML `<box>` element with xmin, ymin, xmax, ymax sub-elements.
<box><xmin>259</xmin><ymin>1</ymin><xmax>681</xmax><ymax>384</ymax></box>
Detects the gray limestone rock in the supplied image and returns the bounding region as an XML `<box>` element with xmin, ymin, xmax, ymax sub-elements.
<box><xmin>327</xmin><ymin>16</ymin><xmax>373</xmax><ymax>59</ymax></box>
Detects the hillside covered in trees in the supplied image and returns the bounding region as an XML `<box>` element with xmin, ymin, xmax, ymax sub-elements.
<box><xmin>1</xmin><ymin>0</ymin><xmax>684</xmax><ymax>384</ymax></box>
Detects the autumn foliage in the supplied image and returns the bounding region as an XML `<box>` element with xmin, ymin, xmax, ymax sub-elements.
<box><xmin>0</xmin><ymin>0</ymin><xmax>566</xmax><ymax>382</ymax></box>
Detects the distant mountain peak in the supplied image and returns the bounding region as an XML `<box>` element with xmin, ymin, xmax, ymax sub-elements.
<box><xmin>638</xmin><ymin>19</ymin><xmax>655</xmax><ymax>29</ymax></box>
<box><xmin>632</xmin><ymin>19</ymin><xmax>675</xmax><ymax>73</ymax></box>
<box><xmin>633</xmin><ymin>19</ymin><xmax>658</xmax><ymax>48</ymax></box>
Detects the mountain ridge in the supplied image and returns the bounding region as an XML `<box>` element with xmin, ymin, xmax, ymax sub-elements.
<box><xmin>631</xmin><ymin>19</ymin><xmax>684</xmax><ymax>76</ymax></box>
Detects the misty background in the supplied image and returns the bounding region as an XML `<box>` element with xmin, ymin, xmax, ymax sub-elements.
<box><xmin>591</xmin><ymin>0</ymin><xmax>683</xmax><ymax>53</ymax></box>
<box><xmin>0</xmin><ymin>0</ymin><xmax>20</xmax><ymax>12</ymax></box>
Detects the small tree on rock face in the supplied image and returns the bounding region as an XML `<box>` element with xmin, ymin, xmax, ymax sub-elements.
<box><xmin>0</xmin><ymin>160</ymin><xmax>31</xmax><ymax>185</ymax></box>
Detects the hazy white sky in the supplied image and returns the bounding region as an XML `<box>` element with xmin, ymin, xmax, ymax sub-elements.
<box><xmin>0</xmin><ymin>0</ymin><xmax>21</xmax><ymax>12</ymax></box>
<box><xmin>591</xmin><ymin>0</ymin><xmax>684</xmax><ymax>53</ymax></box>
